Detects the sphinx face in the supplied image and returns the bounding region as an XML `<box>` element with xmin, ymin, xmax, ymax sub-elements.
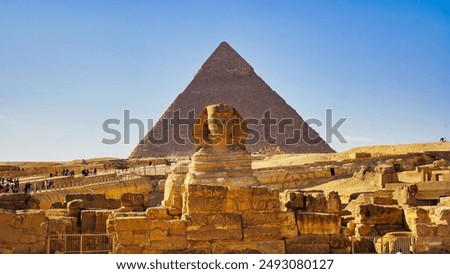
<box><xmin>206</xmin><ymin>104</ymin><xmax>234</xmax><ymax>136</ymax></box>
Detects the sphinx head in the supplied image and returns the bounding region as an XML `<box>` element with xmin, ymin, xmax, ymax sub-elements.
<box><xmin>193</xmin><ymin>104</ymin><xmax>247</xmax><ymax>151</ymax></box>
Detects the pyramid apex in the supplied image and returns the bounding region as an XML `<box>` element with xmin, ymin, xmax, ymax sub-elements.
<box><xmin>218</xmin><ymin>41</ymin><xmax>232</xmax><ymax>48</ymax></box>
<box><xmin>195</xmin><ymin>42</ymin><xmax>254</xmax><ymax>78</ymax></box>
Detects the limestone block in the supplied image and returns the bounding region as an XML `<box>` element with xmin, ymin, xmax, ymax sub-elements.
<box><xmin>250</xmin><ymin>186</ymin><xmax>281</xmax><ymax>212</ymax></box>
<box><xmin>285</xmin><ymin>236</ymin><xmax>330</xmax><ymax>254</ymax></box>
<box><xmin>184</xmin><ymin>213</ymin><xmax>242</xmax><ymax>241</ymax></box>
<box><xmin>416</xmin><ymin>236</ymin><xmax>443</xmax><ymax>247</ymax></box>
<box><xmin>132</xmin><ymin>232</ymin><xmax>151</xmax><ymax>245</ymax></box>
<box><xmin>67</xmin><ymin>199</ymin><xmax>85</xmax><ymax>217</ymax></box>
<box><xmin>394</xmin><ymin>184</ymin><xmax>417</xmax><ymax>206</ymax></box>
<box><xmin>121</xmin><ymin>193</ymin><xmax>145</xmax><ymax>207</ymax></box>
<box><xmin>212</xmin><ymin>240</ymin><xmax>285</xmax><ymax>254</ymax></box>
<box><xmin>433</xmin><ymin>207</ymin><xmax>450</xmax><ymax>224</ymax></box>
<box><xmin>371</xmin><ymin>196</ymin><xmax>396</xmax><ymax>205</ymax></box>
<box><xmin>355</xmin><ymin>224</ymin><xmax>378</xmax><ymax>237</ymax></box>
<box><xmin>444</xmin><ymin>236</ymin><xmax>450</xmax><ymax>246</ymax></box>
<box><xmin>163</xmin><ymin>164</ymin><xmax>187</xmax><ymax>212</ymax></box>
<box><xmin>404</xmin><ymin>207</ymin><xmax>431</xmax><ymax>230</ymax></box>
<box><xmin>115</xmin><ymin>244</ymin><xmax>144</xmax><ymax>254</ymax></box>
<box><xmin>242</xmin><ymin>211</ymin><xmax>298</xmax><ymax>241</ymax></box>
<box><xmin>330</xmin><ymin>234</ymin><xmax>351</xmax><ymax>249</ymax></box>
<box><xmin>226</xmin><ymin>186</ymin><xmax>280</xmax><ymax>213</ymax></box>
<box><xmin>47</xmin><ymin>216</ymin><xmax>78</xmax><ymax>234</ymax></box>
<box><xmin>375</xmin><ymin>224</ymin><xmax>404</xmax><ymax>236</ymax></box>
<box><xmin>327</xmin><ymin>191</ymin><xmax>341</xmax><ymax>214</ymax></box>
<box><xmin>439</xmin><ymin>197</ymin><xmax>450</xmax><ymax>207</ymax></box>
<box><xmin>225</xmin><ymin>187</ymin><xmax>254</xmax><ymax>212</ymax></box>
<box><xmin>151</xmin><ymin>235</ymin><xmax>187</xmax><ymax>251</ymax></box>
<box><xmin>0</xmin><ymin>194</ymin><xmax>40</xmax><ymax>210</ymax></box>
<box><xmin>341</xmin><ymin>227</ymin><xmax>353</xmax><ymax>237</ymax></box>
<box><xmin>67</xmin><ymin>199</ymin><xmax>84</xmax><ymax>209</ymax></box>
<box><xmin>115</xmin><ymin>231</ymin><xmax>134</xmax><ymax>245</ymax></box>
<box><xmin>331</xmin><ymin>248</ymin><xmax>350</xmax><ymax>254</ymax></box>
<box><xmin>285</xmin><ymin>235</ymin><xmax>329</xmax><ymax>246</ymax></box>
<box><xmin>0</xmin><ymin>210</ymin><xmax>47</xmax><ymax>253</ymax></box>
<box><xmin>280</xmin><ymin>189</ymin><xmax>305</xmax><ymax>210</ymax></box>
<box><xmin>296</xmin><ymin>212</ymin><xmax>340</xmax><ymax>235</ymax></box>
<box><xmin>66</xmin><ymin>194</ymin><xmax>107</xmax><ymax>209</ymax></box>
<box><xmin>114</xmin><ymin>217</ymin><xmax>150</xmax><ymax>232</ymax></box>
<box><xmin>146</xmin><ymin>206</ymin><xmax>171</xmax><ymax>220</ymax></box>
<box><xmin>187</xmin><ymin>241</ymin><xmax>212</xmax><ymax>254</ymax></box>
<box><xmin>304</xmin><ymin>192</ymin><xmax>327</xmax><ymax>213</ymax></box>
<box><xmin>413</xmin><ymin>224</ymin><xmax>436</xmax><ymax>237</ymax></box>
<box><xmin>436</xmin><ymin>224</ymin><xmax>450</xmax><ymax>237</ymax></box>
<box><xmin>183</xmin><ymin>184</ymin><xmax>228</xmax><ymax>214</ymax></box>
<box><xmin>81</xmin><ymin>210</ymin><xmax>112</xmax><ymax>233</ymax></box>
<box><xmin>355</xmin><ymin>204</ymin><xmax>403</xmax><ymax>225</ymax></box>
<box><xmin>167</xmin><ymin>219</ymin><xmax>187</xmax><ymax>236</ymax></box>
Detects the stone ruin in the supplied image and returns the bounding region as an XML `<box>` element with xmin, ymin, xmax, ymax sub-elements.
<box><xmin>106</xmin><ymin>104</ymin><xmax>350</xmax><ymax>254</ymax></box>
<box><xmin>2</xmin><ymin>103</ymin><xmax>450</xmax><ymax>253</ymax></box>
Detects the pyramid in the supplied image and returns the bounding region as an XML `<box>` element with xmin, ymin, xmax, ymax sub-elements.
<box><xmin>130</xmin><ymin>42</ymin><xmax>335</xmax><ymax>158</ymax></box>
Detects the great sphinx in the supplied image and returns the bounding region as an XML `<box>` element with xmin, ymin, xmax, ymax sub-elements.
<box><xmin>185</xmin><ymin>103</ymin><xmax>259</xmax><ymax>187</ymax></box>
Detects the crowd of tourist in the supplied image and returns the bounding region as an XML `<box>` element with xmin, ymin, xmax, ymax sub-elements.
<box><xmin>0</xmin><ymin>176</ymin><xmax>20</xmax><ymax>193</ymax></box>
<box><xmin>1</xmin><ymin>167</ymin><xmax>100</xmax><ymax>194</ymax></box>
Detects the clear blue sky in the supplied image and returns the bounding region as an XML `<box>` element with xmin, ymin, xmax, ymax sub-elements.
<box><xmin>1</xmin><ymin>0</ymin><xmax>449</xmax><ymax>161</ymax></box>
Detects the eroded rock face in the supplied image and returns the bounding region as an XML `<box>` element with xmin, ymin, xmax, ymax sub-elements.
<box><xmin>0</xmin><ymin>209</ymin><xmax>47</xmax><ymax>253</ymax></box>
<box><xmin>355</xmin><ymin>204</ymin><xmax>404</xmax><ymax>225</ymax></box>
<box><xmin>0</xmin><ymin>194</ymin><xmax>40</xmax><ymax>210</ymax></box>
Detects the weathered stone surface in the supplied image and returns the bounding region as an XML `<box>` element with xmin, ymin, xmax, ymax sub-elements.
<box><xmin>81</xmin><ymin>210</ymin><xmax>112</xmax><ymax>233</ymax></box>
<box><xmin>413</xmin><ymin>224</ymin><xmax>436</xmax><ymax>237</ymax></box>
<box><xmin>285</xmin><ymin>236</ymin><xmax>330</xmax><ymax>254</ymax></box>
<box><xmin>187</xmin><ymin>241</ymin><xmax>212</xmax><ymax>254</ymax></box>
<box><xmin>416</xmin><ymin>236</ymin><xmax>443</xmax><ymax>247</ymax></box>
<box><xmin>355</xmin><ymin>204</ymin><xmax>403</xmax><ymax>225</ymax></box>
<box><xmin>374</xmin><ymin>164</ymin><xmax>398</xmax><ymax>187</ymax></box>
<box><xmin>404</xmin><ymin>207</ymin><xmax>431</xmax><ymax>230</ymax></box>
<box><xmin>0</xmin><ymin>194</ymin><xmax>40</xmax><ymax>210</ymax></box>
<box><xmin>121</xmin><ymin>193</ymin><xmax>145</xmax><ymax>207</ymax></box>
<box><xmin>212</xmin><ymin>240</ymin><xmax>285</xmax><ymax>254</ymax></box>
<box><xmin>67</xmin><ymin>199</ymin><xmax>85</xmax><ymax>217</ymax></box>
<box><xmin>66</xmin><ymin>194</ymin><xmax>107</xmax><ymax>209</ymax></box>
<box><xmin>296</xmin><ymin>212</ymin><xmax>340</xmax><ymax>235</ymax></box>
<box><xmin>371</xmin><ymin>196</ymin><xmax>396</xmax><ymax>205</ymax></box>
<box><xmin>394</xmin><ymin>184</ymin><xmax>417</xmax><ymax>206</ymax></box>
<box><xmin>280</xmin><ymin>190</ymin><xmax>304</xmax><ymax>210</ymax></box>
<box><xmin>433</xmin><ymin>206</ymin><xmax>450</xmax><ymax>224</ymax></box>
<box><xmin>47</xmin><ymin>215</ymin><xmax>78</xmax><ymax>235</ymax></box>
<box><xmin>115</xmin><ymin>244</ymin><xmax>144</xmax><ymax>254</ymax></box>
<box><xmin>183</xmin><ymin>184</ymin><xmax>228</xmax><ymax>214</ymax></box>
<box><xmin>439</xmin><ymin>197</ymin><xmax>450</xmax><ymax>207</ymax></box>
<box><xmin>115</xmin><ymin>217</ymin><xmax>151</xmax><ymax>232</ymax></box>
<box><xmin>184</xmin><ymin>213</ymin><xmax>242</xmax><ymax>241</ymax></box>
<box><xmin>249</xmin><ymin>186</ymin><xmax>280</xmax><ymax>212</ymax></box>
<box><xmin>355</xmin><ymin>224</ymin><xmax>378</xmax><ymax>237</ymax></box>
<box><xmin>163</xmin><ymin>161</ymin><xmax>189</xmax><ymax>213</ymax></box>
<box><xmin>375</xmin><ymin>224</ymin><xmax>404</xmax><ymax>236</ymax></box>
<box><xmin>146</xmin><ymin>206</ymin><xmax>171</xmax><ymax>220</ymax></box>
<box><xmin>436</xmin><ymin>224</ymin><xmax>450</xmax><ymax>237</ymax></box>
<box><xmin>242</xmin><ymin>211</ymin><xmax>297</xmax><ymax>240</ymax></box>
<box><xmin>304</xmin><ymin>192</ymin><xmax>327</xmax><ymax>213</ymax></box>
<box><xmin>326</xmin><ymin>191</ymin><xmax>341</xmax><ymax>214</ymax></box>
<box><xmin>0</xmin><ymin>209</ymin><xmax>47</xmax><ymax>253</ymax></box>
<box><xmin>330</xmin><ymin>234</ymin><xmax>351</xmax><ymax>249</ymax></box>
